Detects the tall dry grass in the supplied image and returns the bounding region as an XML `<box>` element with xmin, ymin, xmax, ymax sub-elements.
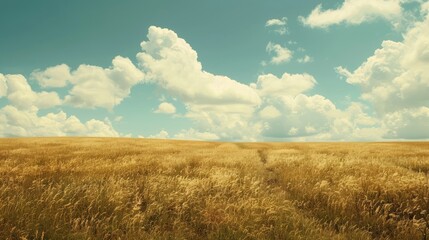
<box><xmin>0</xmin><ymin>138</ymin><xmax>427</xmax><ymax>239</ymax></box>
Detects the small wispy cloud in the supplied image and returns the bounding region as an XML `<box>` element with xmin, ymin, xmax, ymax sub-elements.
<box><xmin>298</xmin><ymin>55</ymin><xmax>313</xmax><ymax>63</ymax></box>
<box><xmin>266</xmin><ymin>42</ymin><xmax>293</xmax><ymax>64</ymax></box>
<box><xmin>265</xmin><ymin>17</ymin><xmax>288</xmax><ymax>35</ymax></box>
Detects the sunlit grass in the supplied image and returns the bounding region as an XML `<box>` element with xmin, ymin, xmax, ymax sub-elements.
<box><xmin>0</xmin><ymin>138</ymin><xmax>428</xmax><ymax>239</ymax></box>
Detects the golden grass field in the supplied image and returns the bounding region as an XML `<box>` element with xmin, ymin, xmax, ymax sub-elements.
<box><xmin>0</xmin><ymin>138</ymin><xmax>428</xmax><ymax>239</ymax></box>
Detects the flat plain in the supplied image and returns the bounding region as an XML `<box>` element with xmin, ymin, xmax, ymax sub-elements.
<box><xmin>0</xmin><ymin>138</ymin><xmax>428</xmax><ymax>239</ymax></box>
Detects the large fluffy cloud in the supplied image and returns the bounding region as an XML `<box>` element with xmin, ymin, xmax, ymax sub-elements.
<box><xmin>184</xmin><ymin>104</ymin><xmax>263</xmax><ymax>141</ymax></box>
<box><xmin>300</xmin><ymin>0</ymin><xmax>403</xmax><ymax>28</ymax></box>
<box><xmin>383</xmin><ymin>107</ymin><xmax>429</xmax><ymax>139</ymax></box>
<box><xmin>137</xmin><ymin>26</ymin><xmax>260</xmax><ymax>106</ymax></box>
<box><xmin>33</xmin><ymin>56</ymin><xmax>144</xmax><ymax>110</ymax></box>
<box><xmin>260</xmin><ymin>98</ymin><xmax>381</xmax><ymax>141</ymax></box>
<box><xmin>0</xmin><ymin>73</ymin><xmax>119</xmax><ymax>137</ymax></box>
<box><xmin>1</xmin><ymin>74</ymin><xmax>61</xmax><ymax>110</ymax></box>
<box><xmin>250</xmin><ymin>72</ymin><xmax>380</xmax><ymax>141</ymax></box>
<box><xmin>65</xmin><ymin>56</ymin><xmax>144</xmax><ymax>109</ymax></box>
<box><xmin>260</xmin><ymin>94</ymin><xmax>338</xmax><ymax>138</ymax></box>
<box><xmin>253</xmin><ymin>73</ymin><xmax>325</xmax><ymax>139</ymax></box>
<box><xmin>337</xmin><ymin>12</ymin><xmax>429</xmax><ymax>139</ymax></box>
<box><xmin>137</xmin><ymin>26</ymin><xmax>262</xmax><ymax>140</ymax></box>
<box><xmin>0</xmin><ymin>105</ymin><xmax>118</xmax><ymax>137</ymax></box>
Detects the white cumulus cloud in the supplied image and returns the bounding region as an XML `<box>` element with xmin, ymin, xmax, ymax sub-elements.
<box><xmin>64</xmin><ymin>56</ymin><xmax>144</xmax><ymax>110</ymax></box>
<box><xmin>1</xmin><ymin>74</ymin><xmax>62</xmax><ymax>110</ymax></box>
<box><xmin>137</xmin><ymin>26</ymin><xmax>260</xmax><ymax>107</ymax></box>
<box><xmin>0</xmin><ymin>73</ymin><xmax>119</xmax><ymax>137</ymax></box>
<box><xmin>31</xmin><ymin>64</ymin><xmax>72</xmax><ymax>88</ymax></box>
<box><xmin>383</xmin><ymin>107</ymin><xmax>429</xmax><ymax>139</ymax></box>
<box><xmin>338</xmin><ymin>13</ymin><xmax>429</xmax><ymax>139</ymax></box>
<box><xmin>300</xmin><ymin>0</ymin><xmax>403</xmax><ymax>28</ymax></box>
<box><xmin>260</xmin><ymin>94</ymin><xmax>339</xmax><ymax>138</ymax></box>
<box><xmin>137</xmin><ymin>26</ymin><xmax>262</xmax><ymax>141</ymax></box>
<box><xmin>0</xmin><ymin>105</ymin><xmax>118</xmax><ymax>137</ymax></box>
<box><xmin>252</xmin><ymin>71</ymin><xmax>381</xmax><ymax>141</ymax></box>
<box><xmin>256</xmin><ymin>73</ymin><xmax>316</xmax><ymax>97</ymax></box>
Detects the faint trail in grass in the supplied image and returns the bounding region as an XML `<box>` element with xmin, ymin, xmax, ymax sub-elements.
<box><xmin>257</xmin><ymin>149</ymin><xmax>268</xmax><ymax>165</ymax></box>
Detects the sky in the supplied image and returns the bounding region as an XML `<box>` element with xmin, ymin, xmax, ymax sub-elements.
<box><xmin>0</xmin><ymin>0</ymin><xmax>428</xmax><ymax>141</ymax></box>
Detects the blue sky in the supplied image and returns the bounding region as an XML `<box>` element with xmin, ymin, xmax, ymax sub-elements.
<box><xmin>1</xmin><ymin>0</ymin><xmax>428</xmax><ymax>141</ymax></box>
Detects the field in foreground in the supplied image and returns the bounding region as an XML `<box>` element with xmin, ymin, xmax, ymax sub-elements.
<box><xmin>0</xmin><ymin>138</ymin><xmax>429</xmax><ymax>239</ymax></box>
